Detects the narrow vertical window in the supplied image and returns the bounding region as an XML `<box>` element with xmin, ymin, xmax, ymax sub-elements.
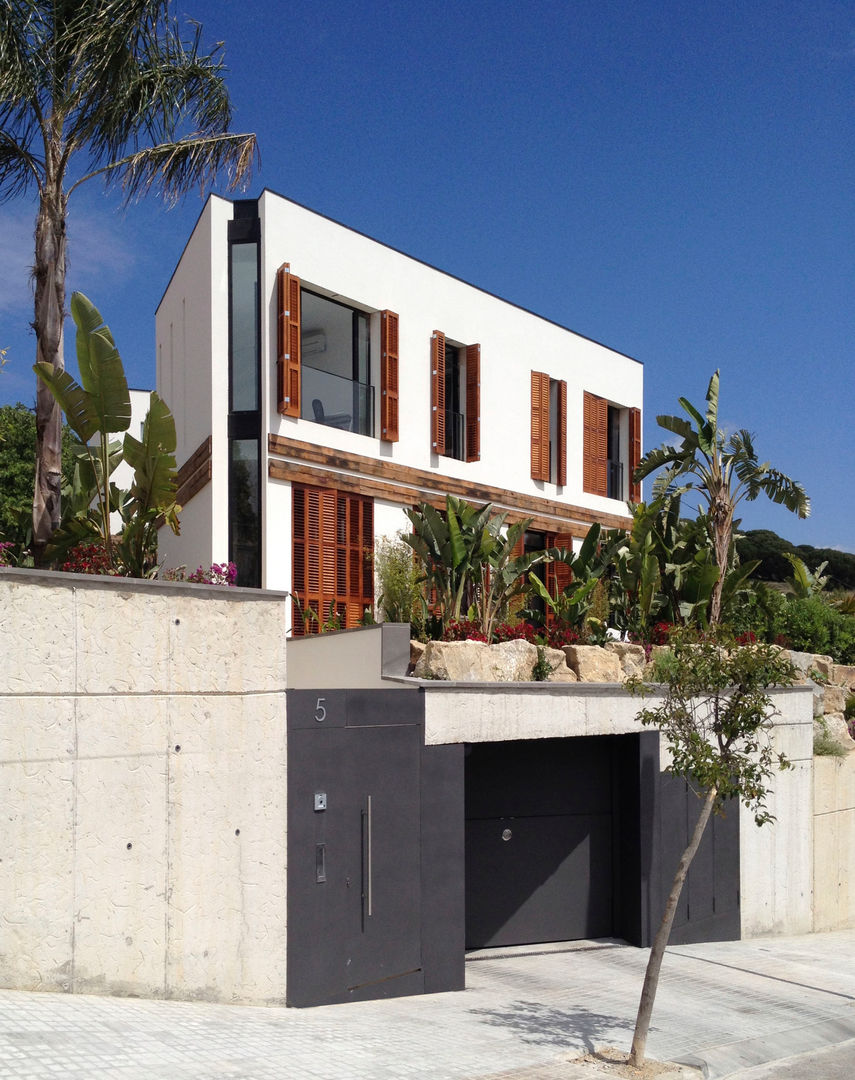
<box><xmin>530</xmin><ymin>371</ymin><xmax>550</xmax><ymax>481</ymax></box>
<box><xmin>465</xmin><ymin>343</ymin><xmax>480</xmax><ymax>462</ymax></box>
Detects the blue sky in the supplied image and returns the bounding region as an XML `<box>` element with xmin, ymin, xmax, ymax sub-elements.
<box><xmin>1</xmin><ymin>0</ymin><xmax>853</xmax><ymax>551</ymax></box>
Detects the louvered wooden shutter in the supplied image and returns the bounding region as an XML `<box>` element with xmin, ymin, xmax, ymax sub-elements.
<box><xmin>530</xmin><ymin>371</ymin><xmax>550</xmax><ymax>481</ymax></box>
<box><xmin>465</xmin><ymin>343</ymin><xmax>480</xmax><ymax>462</ymax></box>
<box><xmin>431</xmin><ymin>331</ymin><xmax>446</xmax><ymax>455</ymax></box>
<box><xmin>629</xmin><ymin>407</ymin><xmax>642</xmax><ymax>502</ymax></box>
<box><xmin>583</xmin><ymin>391</ymin><xmax>608</xmax><ymax>496</ymax></box>
<box><xmin>277</xmin><ymin>263</ymin><xmax>301</xmax><ymax>417</ymax></box>
<box><xmin>556</xmin><ymin>379</ymin><xmax>567</xmax><ymax>486</ymax></box>
<box><xmin>292</xmin><ymin>483</ymin><xmax>373</xmax><ymax>635</ymax></box>
<box><xmin>380</xmin><ymin>310</ymin><xmax>399</xmax><ymax>442</ymax></box>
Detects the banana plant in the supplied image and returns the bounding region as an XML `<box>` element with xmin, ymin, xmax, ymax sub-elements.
<box><xmin>34</xmin><ymin>293</ymin><xmax>180</xmax><ymax>576</ymax></box>
<box><xmin>34</xmin><ymin>292</ymin><xmax>131</xmax><ymax>559</ymax></box>
<box><xmin>404</xmin><ymin>497</ymin><xmax>495</xmax><ymax>629</ymax></box>
<box><xmin>527</xmin><ymin>522</ymin><xmax>624</xmax><ymax>630</ymax></box>
<box><xmin>783</xmin><ymin>553</ymin><xmax>829</xmax><ymax>599</ymax></box>
<box><xmin>474</xmin><ymin>516</ymin><xmax>547</xmax><ymax>641</ymax></box>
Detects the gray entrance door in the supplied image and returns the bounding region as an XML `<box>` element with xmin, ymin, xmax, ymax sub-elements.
<box><xmin>287</xmin><ymin>691</ymin><xmax>423</xmax><ymax>1005</ymax></box>
<box><xmin>465</xmin><ymin>737</ymin><xmax>615</xmax><ymax>949</ymax></box>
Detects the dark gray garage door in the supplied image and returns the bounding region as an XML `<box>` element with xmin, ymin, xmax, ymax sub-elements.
<box><xmin>465</xmin><ymin>737</ymin><xmax>615</xmax><ymax>949</ymax></box>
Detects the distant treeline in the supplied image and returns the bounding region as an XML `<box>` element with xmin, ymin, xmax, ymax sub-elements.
<box><xmin>737</xmin><ymin>529</ymin><xmax>855</xmax><ymax>591</ymax></box>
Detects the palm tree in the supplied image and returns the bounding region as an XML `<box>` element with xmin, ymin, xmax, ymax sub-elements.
<box><xmin>0</xmin><ymin>1</ymin><xmax>257</xmax><ymax>561</ymax></box>
<box><xmin>634</xmin><ymin>371</ymin><xmax>809</xmax><ymax>624</ymax></box>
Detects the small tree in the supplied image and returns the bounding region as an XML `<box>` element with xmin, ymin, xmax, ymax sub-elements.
<box><xmin>626</xmin><ymin>629</ymin><xmax>797</xmax><ymax>1067</ymax></box>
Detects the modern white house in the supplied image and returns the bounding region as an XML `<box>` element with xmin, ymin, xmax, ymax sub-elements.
<box><xmin>156</xmin><ymin>190</ymin><xmax>643</xmax><ymax>628</ymax></box>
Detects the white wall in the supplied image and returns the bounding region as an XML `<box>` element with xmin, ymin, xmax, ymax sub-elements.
<box><xmin>155</xmin><ymin>197</ymin><xmax>233</xmax><ymax>571</ymax></box>
<box><xmin>258</xmin><ymin>191</ymin><xmax>642</xmax><ymax>511</ymax></box>
<box><xmin>0</xmin><ymin>570</ymin><xmax>288</xmax><ymax>1005</ymax></box>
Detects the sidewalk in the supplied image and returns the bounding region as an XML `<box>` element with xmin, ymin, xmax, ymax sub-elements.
<box><xmin>0</xmin><ymin>930</ymin><xmax>853</xmax><ymax>1079</ymax></box>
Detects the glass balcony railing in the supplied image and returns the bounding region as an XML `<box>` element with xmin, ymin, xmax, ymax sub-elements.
<box><xmin>302</xmin><ymin>364</ymin><xmax>375</xmax><ymax>437</ymax></box>
<box><xmin>608</xmin><ymin>459</ymin><xmax>624</xmax><ymax>500</ymax></box>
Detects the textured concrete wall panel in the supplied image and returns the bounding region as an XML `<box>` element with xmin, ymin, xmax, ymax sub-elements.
<box><xmin>169</xmin><ymin>597</ymin><xmax>287</xmax><ymax>694</ymax></box>
<box><xmin>814</xmin><ymin>755</ymin><xmax>855</xmax><ymax>931</ymax></box>
<box><xmin>0</xmin><ymin>698</ymin><xmax>75</xmax><ymax>990</ymax></box>
<box><xmin>73</xmin><ymin>753</ymin><xmax>168</xmax><ymax>996</ymax></box>
<box><xmin>0</xmin><ymin>573</ymin><xmax>288</xmax><ymax>1006</ymax></box>
<box><xmin>0</xmin><ymin>582</ymin><xmax>75</xmax><ymax>694</ymax></box>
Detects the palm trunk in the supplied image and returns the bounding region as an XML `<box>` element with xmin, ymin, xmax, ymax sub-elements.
<box><xmin>709</xmin><ymin>499</ymin><xmax>732</xmax><ymax>626</ymax></box>
<box><xmin>628</xmin><ymin>784</ymin><xmax>718</xmax><ymax>1068</ymax></box>
<box><xmin>32</xmin><ymin>186</ymin><xmax>67</xmax><ymax>564</ymax></box>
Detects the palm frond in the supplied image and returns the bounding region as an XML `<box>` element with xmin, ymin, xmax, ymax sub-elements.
<box><xmin>756</xmin><ymin>469</ymin><xmax>810</xmax><ymax>518</ymax></box>
<box><xmin>78</xmin><ymin>131</ymin><xmax>256</xmax><ymax>202</ymax></box>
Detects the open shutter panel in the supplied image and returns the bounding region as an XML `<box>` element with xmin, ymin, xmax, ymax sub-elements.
<box><xmin>431</xmin><ymin>331</ymin><xmax>446</xmax><ymax>455</ymax></box>
<box><xmin>277</xmin><ymin>263</ymin><xmax>301</xmax><ymax>417</ymax></box>
<box><xmin>549</xmin><ymin>531</ymin><xmax>575</xmax><ymax>598</ymax></box>
<box><xmin>557</xmin><ymin>379</ymin><xmax>567</xmax><ymax>486</ymax></box>
<box><xmin>583</xmin><ymin>391</ymin><xmax>608</xmax><ymax>496</ymax></box>
<box><xmin>380</xmin><ymin>310</ymin><xmax>399</xmax><ymax>442</ymax></box>
<box><xmin>465</xmin><ymin>343</ymin><xmax>480</xmax><ymax>462</ymax></box>
<box><xmin>530</xmin><ymin>371</ymin><xmax>550</xmax><ymax>481</ymax></box>
<box><xmin>629</xmin><ymin>407</ymin><xmax>642</xmax><ymax>502</ymax></box>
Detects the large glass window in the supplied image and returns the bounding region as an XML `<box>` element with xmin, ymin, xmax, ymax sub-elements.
<box><xmin>300</xmin><ymin>289</ymin><xmax>374</xmax><ymax>436</ymax></box>
<box><xmin>230</xmin><ymin>243</ymin><xmax>259</xmax><ymax>412</ymax></box>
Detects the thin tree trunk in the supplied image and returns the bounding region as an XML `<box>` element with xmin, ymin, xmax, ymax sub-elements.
<box><xmin>32</xmin><ymin>186</ymin><xmax>67</xmax><ymax>564</ymax></box>
<box><xmin>628</xmin><ymin>784</ymin><xmax>718</xmax><ymax>1068</ymax></box>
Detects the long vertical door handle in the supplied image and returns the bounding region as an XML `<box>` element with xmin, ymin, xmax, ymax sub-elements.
<box><xmin>366</xmin><ymin>794</ymin><xmax>373</xmax><ymax>918</ymax></box>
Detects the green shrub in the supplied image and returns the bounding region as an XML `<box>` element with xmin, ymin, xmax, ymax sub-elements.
<box><xmin>375</xmin><ymin>533</ymin><xmax>423</xmax><ymax>629</ymax></box>
<box><xmin>778</xmin><ymin>596</ymin><xmax>855</xmax><ymax>663</ymax></box>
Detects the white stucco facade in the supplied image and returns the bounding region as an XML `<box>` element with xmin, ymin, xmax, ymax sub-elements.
<box><xmin>156</xmin><ymin>190</ymin><xmax>643</xmax><ymax>616</ymax></box>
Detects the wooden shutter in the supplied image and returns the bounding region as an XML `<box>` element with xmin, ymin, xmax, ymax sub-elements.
<box><xmin>465</xmin><ymin>343</ymin><xmax>480</xmax><ymax>462</ymax></box>
<box><xmin>546</xmin><ymin>531</ymin><xmax>575</xmax><ymax>607</ymax></box>
<box><xmin>292</xmin><ymin>483</ymin><xmax>373</xmax><ymax>635</ymax></box>
<box><xmin>556</xmin><ymin>379</ymin><xmax>567</xmax><ymax>486</ymax></box>
<box><xmin>629</xmin><ymin>406</ymin><xmax>642</xmax><ymax>502</ymax></box>
<box><xmin>530</xmin><ymin>371</ymin><xmax>550</xmax><ymax>481</ymax></box>
<box><xmin>430</xmin><ymin>331</ymin><xmax>446</xmax><ymax>455</ymax></box>
<box><xmin>277</xmin><ymin>263</ymin><xmax>301</xmax><ymax>417</ymax></box>
<box><xmin>583</xmin><ymin>391</ymin><xmax>608</xmax><ymax>496</ymax></box>
<box><xmin>380</xmin><ymin>310</ymin><xmax>399</xmax><ymax>442</ymax></box>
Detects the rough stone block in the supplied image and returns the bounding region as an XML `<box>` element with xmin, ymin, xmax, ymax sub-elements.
<box><xmin>414</xmin><ymin>639</ymin><xmax>541</xmax><ymax>682</ymax></box>
<box><xmin>832</xmin><ymin>665</ymin><xmax>855</xmax><ymax>690</ymax></box>
<box><xmin>563</xmin><ymin>645</ymin><xmax>622</xmax><ymax>682</ymax></box>
<box><xmin>823</xmin><ymin>684</ymin><xmax>849</xmax><ymax>716</ymax></box>
<box><xmin>604</xmin><ymin>641</ymin><xmax>647</xmax><ymax>679</ymax></box>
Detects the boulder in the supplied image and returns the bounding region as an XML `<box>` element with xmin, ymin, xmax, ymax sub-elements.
<box><xmin>823</xmin><ymin>684</ymin><xmax>848</xmax><ymax>716</ymax></box>
<box><xmin>414</xmin><ymin>638</ymin><xmax>543</xmax><ymax>682</ymax></box>
<box><xmin>563</xmin><ymin>644</ymin><xmax>622</xmax><ymax>682</ymax></box>
<box><xmin>816</xmin><ymin>713</ymin><xmax>855</xmax><ymax>751</ymax></box>
<box><xmin>409</xmin><ymin>639</ymin><xmax>426</xmax><ymax>669</ymax></box>
<box><xmin>832</xmin><ymin>664</ymin><xmax>855</xmax><ymax>691</ymax></box>
<box><xmin>785</xmin><ymin>650</ymin><xmax>834</xmax><ymax>682</ymax></box>
<box><xmin>544</xmin><ymin>647</ymin><xmax>578</xmax><ymax>682</ymax></box>
<box><xmin>604</xmin><ymin>641</ymin><xmax>646</xmax><ymax>680</ymax></box>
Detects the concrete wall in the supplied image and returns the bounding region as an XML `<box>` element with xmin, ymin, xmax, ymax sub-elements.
<box><xmin>738</xmin><ymin>687</ymin><xmax>815</xmax><ymax>938</ymax></box>
<box><xmin>814</xmin><ymin>752</ymin><xmax>855</xmax><ymax>931</ymax></box>
<box><xmin>0</xmin><ymin>570</ymin><xmax>288</xmax><ymax>1005</ymax></box>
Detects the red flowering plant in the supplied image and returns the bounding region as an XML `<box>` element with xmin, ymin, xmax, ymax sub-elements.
<box><xmin>61</xmin><ymin>541</ymin><xmax>118</xmax><ymax>575</ymax></box>
<box><xmin>441</xmin><ymin>618</ymin><xmax>488</xmax><ymax>643</ymax></box>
